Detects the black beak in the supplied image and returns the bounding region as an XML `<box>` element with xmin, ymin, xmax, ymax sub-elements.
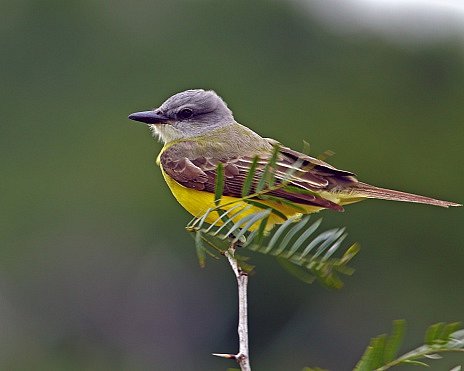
<box><xmin>128</xmin><ymin>110</ymin><xmax>169</xmax><ymax>124</ymax></box>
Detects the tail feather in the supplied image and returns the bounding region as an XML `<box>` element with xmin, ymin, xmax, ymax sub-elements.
<box><xmin>352</xmin><ymin>182</ymin><xmax>461</xmax><ymax>208</ymax></box>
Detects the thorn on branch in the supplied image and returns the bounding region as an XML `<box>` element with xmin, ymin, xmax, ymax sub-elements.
<box><xmin>212</xmin><ymin>352</ymin><xmax>250</xmax><ymax>368</ymax></box>
<box><xmin>212</xmin><ymin>353</ymin><xmax>236</xmax><ymax>359</ymax></box>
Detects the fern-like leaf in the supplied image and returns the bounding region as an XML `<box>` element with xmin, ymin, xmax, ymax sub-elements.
<box><xmin>188</xmin><ymin>208</ymin><xmax>358</xmax><ymax>288</ymax></box>
<box><xmin>214</xmin><ymin>162</ymin><xmax>224</xmax><ymax>206</ymax></box>
<box><xmin>354</xmin><ymin>320</ymin><xmax>464</xmax><ymax>370</ymax></box>
<box><xmin>255</xmin><ymin>144</ymin><xmax>280</xmax><ymax>192</ymax></box>
<box><xmin>186</xmin><ymin>148</ymin><xmax>359</xmax><ymax>287</ymax></box>
<box><xmin>241</xmin><ymin>156</ymin><xmax>259</xmax><ymax>197</ymax></box>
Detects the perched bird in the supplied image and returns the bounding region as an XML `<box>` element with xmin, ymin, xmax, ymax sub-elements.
<box><xmin>129</xmin><ymin>89</ymin><xmax>460</xmax><ymax>228</ymax></box>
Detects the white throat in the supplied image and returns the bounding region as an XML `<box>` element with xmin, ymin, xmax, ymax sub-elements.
<box><xmin>149</xmin><ymin>124</ymin><xmax>184</xmax><ymax>143</ymax></box>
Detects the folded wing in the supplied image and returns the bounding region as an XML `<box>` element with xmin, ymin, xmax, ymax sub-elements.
<box><xmin>160</xmin><ymin>143</ymin><xmax>361</xmax><ymax>212</ymax></box>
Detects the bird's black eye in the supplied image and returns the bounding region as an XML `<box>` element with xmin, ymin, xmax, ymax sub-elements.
<box><xmin>178</xmin><ymin>108</ymin><xmax>194</xmax><ymax>120</ymax></box>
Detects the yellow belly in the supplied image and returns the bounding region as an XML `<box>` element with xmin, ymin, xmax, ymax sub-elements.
<box><xmin>161</xmin><ymin>167</ymin><xmax>328</xmax><ymax>230</ymax></box>
<box><xmin>158</xmin><ymin>150</ymin><xmax>367</xmax><ymax>230</ymax></box>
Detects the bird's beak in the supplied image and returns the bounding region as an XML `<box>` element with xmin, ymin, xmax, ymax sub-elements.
<box><xmin>128</xmin><ymin>110</ymin><xmax>169</xmax><ymax>124</ymax></box>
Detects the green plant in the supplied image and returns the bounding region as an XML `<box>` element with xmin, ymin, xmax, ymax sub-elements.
<box><xmin>185</xmin><ymin>146</ymin><xmax>359</xmax><ymax>370</ymax></box>
<box><xmin>354</xmin><ymin>320</ymin><xmax>464</xmax><ymax>370</ymax></box>
<box><xmin>185</xmin><ymin>146</ymin><xmax>462</xmax><ymax>370</ymax></box>
<box><xmin>186</xmin><ymin>145</ymin><xmax>359</xmax><ymax>289</ymax></box>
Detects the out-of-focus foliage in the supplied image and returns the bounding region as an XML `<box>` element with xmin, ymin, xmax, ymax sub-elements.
<box><xmin>354</xmin><ymin>320</ymin><xmax>464</xmax><ymax>370</ymax></box>
<box><xmin>1</xmin><ymin>0</ymin><xmax>463</xmax><ymax>370</ymax></box>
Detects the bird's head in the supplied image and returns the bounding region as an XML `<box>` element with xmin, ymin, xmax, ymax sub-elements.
<box><xmin>128</xmin><ymin>89</ymin><xmax>234</xmax><ymax>143</ymax></box>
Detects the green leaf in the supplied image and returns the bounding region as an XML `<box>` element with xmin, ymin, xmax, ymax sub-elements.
<box><xmin>316</xmin><ymin>271</ymin><xmax>343</xmax><ymax>289</ymax></box>
<box><xmin>312</xmin><ymin>228</ymin><xmax>346</xmax><ymax>260</ymax></box>
<box><xmin>255</xmin><ymin>168</ymin><xmax>269</xmax><ymax>194</ymax></box>
<box><xmin>195</xmin><ymin>232</ymin><xmax>206</xmax><ymax>268</ymax></box>
<box><xmin>355</xmin><ymin>342</ymin><xmax>377</xmax><ymax>371</ymax></box>
<box><xmin>195</xmin><ymin>231</ymin><xmax>222</xmax><ymax>268</ymax></box>
<box><xmin>214</xmin><ymin>162</ymin><xmax>224</xmax><ymax>206</ymax></box>
<box><xmin>439</xmin><ymin>322</ymin><xmax>461</xmax><ymax>342</ymax></box>
<box><xmin>250</xmin><ymin>214</ymin><xmax>270</xmax><ymax>248</ymax></box>
<box><xmin>245</xmin><ymin>199</ymin><xmax>288</xmax><ymax>221</ymax></box>
<box><xmin>212</xmin><ymin>205</ymin><xmax>253</xmax><ymax>237</ymax></box>
<box><xmin>299</xmin><ymin>228</ymin><xmax>343</xmax><ymax>259</ymax></box>
<box><xmin>384</xmin><ymin>320</ymin><xmax>406</xmax><ymax>363</ymax></box>
<box><xmin>338</xmin><ymin>243</ymin><xmax>361</xmax><ymax>265</ymax></box>
<box><xmin>401</xmin><ymin>359</ymin><xmax>429</xmax><ymax>367</ymax></box>
<box><xmin>187</xmin><ymin>208</ymin><xmax>210</xmax><ymax>230</ymax></box>
<box><xmin>195</xmin><ymin>207</ymin><xmax>214</xmax><ymax>230</ymax></box>
<box><xmin>302</xmin><ymin>140</ymin><xmax>311</xmax><ymax>155</ymax></box>
<box><xmin>321</xmin><ymin>232</ymin><xmax>347</xmax><ymax>261</ymax></box>
<box><xmin>255</xmin><ymin>145</ymin><xmax>280</xmax><ymax>192</ymax></box>
<box><xmin>282</xmin><ymin>184</ymin><xmax>318</xmax><ymax>197</ymax></box>
<box><xmin>192</xmin><ymin>212</ymin><xmax>357</xmax><ymax>288</ymax></box>
<box><xmin>425</xmin><ymin>322</ymin><xmax>445</xmax><ymax>345</ymax></box>
<box><xmin>231</xmin><ymin>209</ymin><xmax>271</xmax><ymax>244</ymax></box>
<box><xmin>258</xmin><ymin>194</ymin><xmax>307</xmax><ymax>212</ymax></box>
<box><xmin>370</xmin><ymin>335</ymin><xmax>387</xmax><ymax>369</ymax></box>
<box><xmin>223</xmin><ymin>211</ymin><xmax>268</xmax><ymax>240</ymax></box>
<box><xmin>279</xmin><ymin>158</ymin><xmax>304</xmax><ymax>183</ymax></box>
<box><xmin>262</xmin><ymin>217</ymin><xmax>298</xmax><ymax>254</ymax></box>
<box><xmin>449</xmin><ymin>329</ymin><xmax>464</xmax><ymax>349</ymax></box>
<box><xmin>204</xmin><ymin>204</ymin><xmax>242</xmax><ymax>233</ymax></box>
<box><xmin>354</xmin><ymin>320</ymin><xmax>464</xmax><ymax>371</ymax></box>
<box><xmin>241</xmin><ymin>156</ymin><xmax>259</xmax><ymax>197</ymax></box>
<box><xmin>266</xmin><ymin>144</ymin><xmax>280</xmax><ymax>187</ymax></box>
<box><xmin>317</xmin><ymin>149</ymin><xmax>335</xmax><ymax>162</ymax></box>
<box><xmin>277</xmin><ymin>258</ymin><xmax>316</xmax><ymax>284</ymax></box>
<box><xmin>283</xmin><ymin>217</ymin><xmax>322</xmax><ymax>258</ymax></box>
<box><xmin>273</xmin><ymin>216</ymin><xmax>310</xmax><ymax>256</ymax></box>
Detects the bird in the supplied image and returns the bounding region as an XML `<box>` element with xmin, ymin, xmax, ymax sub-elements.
<box><xmin>129</xmin><ymin>89</ymin><xmax>461</xmax><ymax>229</ymax></box>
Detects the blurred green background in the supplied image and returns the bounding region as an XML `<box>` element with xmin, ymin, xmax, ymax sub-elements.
<box><xmin>1</xmin><ymin>0</ymin><xmax>463</xmax><ymax>370</ymax></box>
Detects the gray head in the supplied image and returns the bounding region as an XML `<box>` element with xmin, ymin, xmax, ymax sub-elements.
<box><xmin>128</xmin><ymin>89</ymin><xmax>235</xmax><ymax>143</ymax></box>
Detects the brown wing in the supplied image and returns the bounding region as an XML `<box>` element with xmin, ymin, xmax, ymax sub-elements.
<box><xmin>161</xmin><ymin>140</ymin><xmax>461</xmax><ymax>210</ymax></box>
<box><xmin>271</xmin><ymin>143</ymin><xmax>462</xmax><ymax>208</ymax></box>
<box><xmin>160</xmin><ymin>143</ymin><xmax>361</xmax><ymax>212</ymax></box>
<box><xmin>270</xmin><ymin>140</ymin><xmax>357</xmax><ymax>182</ymax></box>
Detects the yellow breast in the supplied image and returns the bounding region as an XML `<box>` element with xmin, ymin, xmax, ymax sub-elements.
<box><xmin>160</xmin><ymin>166</ymin><xmax>326</xmax><ymax>230</ymax></box>
<box><xmin>156</xmin><ymin>147</ymin><xmax>365</xmax><ymax>231</ymax></box>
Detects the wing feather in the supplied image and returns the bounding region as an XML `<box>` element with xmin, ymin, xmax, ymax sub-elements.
<box><xmin>160</xmin><ymin>139</ymin><xmax>460</xmax><ymax>211</ymax></box>
<box><xmin>160</xmin><ymin>143</ymin><xmax>357</xmax><ymax>212</ymax></box>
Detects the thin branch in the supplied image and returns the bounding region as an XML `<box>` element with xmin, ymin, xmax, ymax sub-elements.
<box><xmin>213</xmin><ymin>241</ymin><xmax>251</xmax><ymax>371</ymax></box>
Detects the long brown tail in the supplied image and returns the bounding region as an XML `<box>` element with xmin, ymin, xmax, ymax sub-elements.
<box><xmin>353</xmin><ymin>182</ymin><xmax>461</xmax><ymax>208</ymax></box>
